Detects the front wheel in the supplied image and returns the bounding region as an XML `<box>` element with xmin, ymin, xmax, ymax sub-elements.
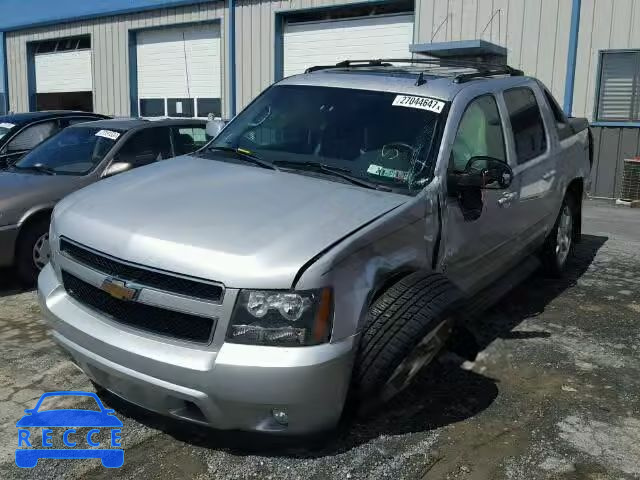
<box><xmin>16</xmin><ymin>217</ymin><xmax>51</xmax><ymax>285</ymax></box>
<box><xmin>352</xmin><ymin>272</ymin><xmax>462</xmax><ymax>413</ymax></box>
<box><xmin>540</xmin><ymin>195</ymin><xmax>578</xmax><ymax>277</ymax></box>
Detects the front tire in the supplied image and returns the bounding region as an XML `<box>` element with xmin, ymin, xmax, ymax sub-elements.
<box><xmin>16</xmin><ymin>217</ymin><xmax>51</xmax><ymax>285</ymax></box>
<box><xmin>540</xmin><ymin>194</ymin><xmax>578</xmax><ymax>277</ymax></box>
<box><xmin>352</xmin><ymin>272</ymin><xmax>462</xmax><ymax>413</ymax></box>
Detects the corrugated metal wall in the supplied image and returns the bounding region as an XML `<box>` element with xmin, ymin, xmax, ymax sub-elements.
<box><xmin>234</xmin><ymin>0</ymin><xmax>368</xmax><ymax>110</ymax></box>
<box><xmin>572</xmin><ymin>0</ymin><xmax>640</xmax><ymax>120</ymax></box>
<box><xmin>414</xmin><ymin>0</ymin><xmax>573</xmax><ymax>104</ymax></box>
<box><xmin>5</xmin><ymin>2</ymin><xmax>229</xmax><ymax>117</ymax></box>
<box><xmin>590</xmin><ymin>126</ymin><xmax>640</xmax><ymax>198</ymax></box>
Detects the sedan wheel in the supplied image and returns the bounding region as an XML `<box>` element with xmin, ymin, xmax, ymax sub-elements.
<box><xmin>32</xmin><ymin>232</ymin><xmax>51</xmax><ymax>271</ymax></box>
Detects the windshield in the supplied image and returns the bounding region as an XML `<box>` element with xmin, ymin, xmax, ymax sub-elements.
<box><xmin>14</xmin><ymin>127</ymin><xmax>120</xmax><ymax>175</ymax></box>
<box><xmin>208</xmin><ymin>85</ymin><xmax>445</xmax><ymax>192</ymax></box>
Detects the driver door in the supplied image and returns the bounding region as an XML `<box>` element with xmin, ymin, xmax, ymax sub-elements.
<box><xmin>442</xmin><ymin>94</ymin><xmax>521</xmax><ymax>295</ymax></box>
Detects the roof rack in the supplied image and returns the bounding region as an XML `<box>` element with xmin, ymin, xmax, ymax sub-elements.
<box><xmin>304</xmin><ymin>58</ymin><xmax>524</xmax><ymax>83</ymax></box>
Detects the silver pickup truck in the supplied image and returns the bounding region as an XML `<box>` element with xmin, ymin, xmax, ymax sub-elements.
<box><xmin>39</xmin><ymin>60</ymin><xmax>591</xmax><ymax>435</ymax></box>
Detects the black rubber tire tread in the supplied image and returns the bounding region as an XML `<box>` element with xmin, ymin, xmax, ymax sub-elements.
<box><xmin>540</xmin><ymin>193</ymin><xmax>578</xmax><ymax>278</ymax></box>
<box><xmin>353</xmin><ymin>271</ymin><xmax>463</xmax><ymax>399</ymax></box>
<box><xmin>16</xmin><ymin>217</ymin><xmax>50</xmax><ymax>285</ymax></box>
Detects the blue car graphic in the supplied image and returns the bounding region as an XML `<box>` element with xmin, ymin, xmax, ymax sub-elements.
<box><xmin>16</xmin><ymin>391</ymin><xmax>123</xmax><ymax>468</ymax></box>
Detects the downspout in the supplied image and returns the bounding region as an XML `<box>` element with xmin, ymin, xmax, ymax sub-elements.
<box><xmin>1</xmin><ymin>32</ymin><xmax>8</xmax><ymax>114</ymax></box>
<box><xmin>228</xmin><ymin>0</ymin><xmax>237</xmax><ymax>118</ymax></box>
<box><xmin>563</xmin><ymin>0</ymin><xmax>581</xmax><ymax>116</ymax></box>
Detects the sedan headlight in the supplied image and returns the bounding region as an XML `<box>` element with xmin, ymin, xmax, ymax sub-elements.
<box><xmin>227</xmin><ymin>288</ymin><xmax>333</xmax><ymax>347</ymax></box>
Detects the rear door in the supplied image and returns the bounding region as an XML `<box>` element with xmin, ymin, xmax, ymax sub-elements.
<box><xmin>503</xmin><ymin>86</ymin><xmax>557</xmax><ymax>247</ymax></box>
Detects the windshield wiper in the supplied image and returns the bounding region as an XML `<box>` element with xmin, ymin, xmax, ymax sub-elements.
<box><xmin>273</xmin><ymin>160</ymin><xmax>391</xmax><ymax>192</ymax></box>
<box><xmin>12</xmin><ymin>164</ymin><xmax>56</xmax><ymax>175</ymax></box>
<box><xmin>205</xmin><ymin>146</ymin><xmax>278</xmax><ymax>170</ymax></box>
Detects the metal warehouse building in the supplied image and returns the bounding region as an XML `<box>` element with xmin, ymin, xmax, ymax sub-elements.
<box><xmin>0</xmin><ymin>0</ymin><xmax>639</xmax><ymax>198</ymax></box>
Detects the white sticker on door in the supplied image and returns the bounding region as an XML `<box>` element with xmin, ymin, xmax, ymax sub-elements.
<box><xmin>392</xmin><ymin>95</ymin><xmax>445</xmax><ymax>113</ymax></box>
<box><xmin>95</xmin><ymin>129</ymin><xmax>121</xmax><ymax>141</ymax></box>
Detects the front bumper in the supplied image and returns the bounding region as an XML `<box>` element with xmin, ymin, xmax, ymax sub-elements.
<box><xmin>38</xmin><ymin>264</ymin><xmax>356</xmax><ymax>434</ymax></box>
<box><xmin>0</xmin><ymin>224</ymin><xmax>19</xmax><ymax>267</ymax></box>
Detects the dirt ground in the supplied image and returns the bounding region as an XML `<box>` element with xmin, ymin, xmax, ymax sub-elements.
<box><xmin>0</xmin><ymin>199</ymin><xmax>638</xmax><ymax>479</ymax></box>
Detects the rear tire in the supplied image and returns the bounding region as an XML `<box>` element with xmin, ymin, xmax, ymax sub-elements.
<box><xmin>540</xmin><ymin>194</ymin><xmax>578</xmax><ymax>277</ymax></box>
<box><xmin>16</xmin><ymin>217</ymin><xmax>51</xmax><ymax>285</ymax></box>
<box><xmin>352</xmin><ymin>272</ymin><xmax>462</xmax><ymax>413</ymax></box>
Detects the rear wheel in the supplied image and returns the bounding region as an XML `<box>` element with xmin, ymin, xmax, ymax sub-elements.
<box><xmin>16</xmin><ymin>217</ymin><xmax>51</xmax><ymax>285</ymax></box>
<box><xmin>540</xmin><ymin>194</ymin><xmax>578</xmax><ymax>276</ymax></box>
<box><xmin>352</xmin><ymin>272</ymin><xmax>462</xmax><ymax>413</ymax></box>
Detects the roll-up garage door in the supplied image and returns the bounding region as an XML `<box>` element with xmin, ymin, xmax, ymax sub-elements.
<box><xmin>137</xmin><ymin>24</ymin><xmax>222</xmax><ymax>119</ymax></box>
<box><xmin>34</xmin><ymin>36</ymin><xmax>93</xmax><ymax>111</ymax></box>
<box><xmin>283</xmin><ymin>14</ymin><xmax>414</xmax><ymax>77</ymax></box>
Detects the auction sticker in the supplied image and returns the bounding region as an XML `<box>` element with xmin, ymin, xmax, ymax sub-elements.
<box><xmin>0</xmin><ymin>122</ymin><xmax>16</xmax><ymax>129</ymax></box>
<box><xmin>367</xmin><ymin>164</ymin><xmax>409</xmax><ymax>181</ymax></box>
<box><xmin>392</xmin><ymin>95</ymin><xmax>445</xmax><ymax>113</ymax></box>
<box><xmin>95</xmin><ymin>129</ymin><xmax>121</xmax><ymax>141</ymax></box>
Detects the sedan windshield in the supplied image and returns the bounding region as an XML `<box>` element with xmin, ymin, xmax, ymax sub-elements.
<box><xmin>208</xmin><ymin>85</ymin><xmax>445</xmax><ymax>192</ymax></box>
<box><xmin>14</xmin><ymin>127</ymin><xmax>120</xmax><ymax>175</ymax></box>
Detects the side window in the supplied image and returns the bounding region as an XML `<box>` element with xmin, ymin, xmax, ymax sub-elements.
<box><xmin>451</xmin><ymin>95</ymin><xmax>507</xmax><ymax>172</ymax></box>
<box><xmin>172</xmin><ymin>126</ymin><xmax>209</xmax><ymax>155</ymax></box>
<box><xmin>504</xmin><ymin>88</ymin><xmax>547</xmax><ymax>164</ymax></box>
<box><xmin>6</xmin><ymin>121</ymin><xmax>58</xmax><ymax>152</ymax></box>
<box><xmin>116</xmin><ymin>127</ymin><xmax>172</xmax><ymax>168</ymax></box>
<box><xmin>543</xmin><ymin>89</ymin><xmax>573</xmax><ymax>141</ymax></box>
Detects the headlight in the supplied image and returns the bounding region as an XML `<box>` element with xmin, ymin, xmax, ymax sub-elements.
<box><xmin>227</xmin><ymin>288</ymin><xmax>333</xmax><ymax>347</ymax></box>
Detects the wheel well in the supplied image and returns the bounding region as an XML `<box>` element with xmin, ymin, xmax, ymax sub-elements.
<box><xmin>369</xmin><ymin>268</ymin><xmax>417</xmax><ymax>306</ymax></box>
<box><xmin>17</xmin><ymin>210</ymin><xmax>52</xmax><ymax>244</ymax></box>
<box><xmin>566</xmin><ymin>178</ymin><xmax>583</xmax><ymax>241</ymax></box>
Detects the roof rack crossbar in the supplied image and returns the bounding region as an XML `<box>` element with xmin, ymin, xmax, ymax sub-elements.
<box><xmin>304</xmin><ymin>58</ymin><xmax>524</xmax><ymax>82</ymax></box>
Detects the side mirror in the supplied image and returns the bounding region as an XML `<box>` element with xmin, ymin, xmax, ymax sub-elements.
<box><xmin>448</xmin><ymin>156</ymin><xmax>513</xmax><ymax>194</ymax></box>
<box><xmin>102</xmin><ymin>161</ymin><xmax>132</xmax><ymax>178</ymax></box>
<box><xmin>206</xmin><ymin>118</ymin><xmax>227</xmax><ymax>139</ymax></box>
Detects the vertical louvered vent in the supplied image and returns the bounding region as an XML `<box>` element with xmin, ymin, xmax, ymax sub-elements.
<box><xmin>620</xmin><ymin>158</ymin><xmax>640</xmax><ymax>201</ymax></box>
<box><xmin>597</xmin><ymin>52</ymin><xmax>640</xmax><ymax>122</ymax></box>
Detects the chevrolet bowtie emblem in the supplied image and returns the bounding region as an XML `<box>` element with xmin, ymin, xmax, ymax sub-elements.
<box><xmin>100</xmin><ymin>278</ymin><xmax>139</xmax><ymax>301</ymax></box>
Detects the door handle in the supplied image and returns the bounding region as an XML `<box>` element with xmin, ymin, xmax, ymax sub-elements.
<box><xmin>542</xmin><ymin>169</ymin><xmax>556</xmax><ymax>180</ymax></box>
<box><xmin>498</xmin><ymin>192</ymin><xmax>517</xmax><ymax>206</ymax></box>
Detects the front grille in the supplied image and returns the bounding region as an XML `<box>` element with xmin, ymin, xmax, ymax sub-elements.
<box><xmin>62</xmin><ymin>271</ymin><xmax>215</xmax><ymax>343</ymax></box>
<box><xmin>60</xmin><ymin>238</ymin><xmax>223</xmax><ymax>302</ymax></box>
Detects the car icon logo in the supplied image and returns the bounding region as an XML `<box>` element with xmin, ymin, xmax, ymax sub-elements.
<box><xmin>15</xmin><ymin>391</ymin><xmax>124</xmax><ymax>468</ymax></box>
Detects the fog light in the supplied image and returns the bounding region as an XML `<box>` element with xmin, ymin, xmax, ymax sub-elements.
<box><xmin>271</xmin><ymin>408</ymin><xmax>288</xmax><ymax>426</ymax></box>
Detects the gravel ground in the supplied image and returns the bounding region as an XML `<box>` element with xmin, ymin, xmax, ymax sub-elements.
<box><xmin>0</xmin><ymin>199</ymin><xmax>638</xmax><ymax>479</ymax></box>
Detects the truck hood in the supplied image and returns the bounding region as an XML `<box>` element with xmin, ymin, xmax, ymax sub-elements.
<box><xmin>55</xmin><ymin>156</ymin><xmax>407</xmax><ymax>288</ymax></box>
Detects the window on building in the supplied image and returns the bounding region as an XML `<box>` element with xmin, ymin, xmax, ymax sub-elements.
<box><xmin>596</xmin><ymin>51</ymin><xmax>640</xmax><ymax>122</ymax></box>
<box><xmin>140</xmin><ymin>99</ymin><xmax>166</xmax><ymax>117</ymax></box>
<box><xmin>504</xmin><ymin>87</ymin><xmax>547</xmax><ymax>164</ymax></box>
<box><xmin>167</xmin><ymin>98</ymin><xmax>195</xmax><ymax>117</ymax></box>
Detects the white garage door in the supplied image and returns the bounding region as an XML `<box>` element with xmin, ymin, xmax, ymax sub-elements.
<box><xmin>35</xmin><ymin>50</ymin><xmax>92</xmax><ymax>93</ymax></box>
<box><xmin>137</xmin><ymin>24</ymin><xmax>222</xmax><ymax>118</ymax></box>
<box><xmin>283</xmin><ymin>14</ymin><xmax>414</xmax><ymax>77</ymax></box>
